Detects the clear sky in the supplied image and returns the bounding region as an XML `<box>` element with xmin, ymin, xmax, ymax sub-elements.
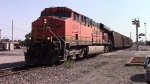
<box><xmin>0</xmin><ymin>0</ymin><xmax>149</xmax><ymax>41</ymax></box>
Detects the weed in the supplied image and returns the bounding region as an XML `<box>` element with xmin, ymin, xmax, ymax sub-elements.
<box><xmin>64</xmin><ymin>58</ymin><xmax>74</xmax><ymax>68</ymax></box>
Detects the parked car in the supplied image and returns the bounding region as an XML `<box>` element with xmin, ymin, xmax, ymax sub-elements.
<box><xmin>144</xmin><ymin>55</ymin><xmax>150</xmax><ymax>84</ymax></box>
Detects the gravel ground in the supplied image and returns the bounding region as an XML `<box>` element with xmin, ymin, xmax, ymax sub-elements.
<box><xmin>0</xmin><ymin>46</ymin><xmax>149</xmax><ymax>84</ymax></box>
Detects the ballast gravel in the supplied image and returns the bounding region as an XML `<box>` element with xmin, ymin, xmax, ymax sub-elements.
<box><xmin>0</xmin><ymin>48</ymin><xmax>147</xmax><ymax>84</ymax></box>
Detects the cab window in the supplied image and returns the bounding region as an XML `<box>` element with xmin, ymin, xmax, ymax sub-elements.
<box><xmin>74</xmin><ymin>13</ymin><xmax>80</xmax><ymax>22</ymax></box>
<box><xmin>41</xmin><ymin>11</ymin><xmax>53</xmax><ymax>16</ymax></box>
<box><xmin>54</xmin><ymin>11</ymin><xmax>71</xmax><ymax>19</ymax></box>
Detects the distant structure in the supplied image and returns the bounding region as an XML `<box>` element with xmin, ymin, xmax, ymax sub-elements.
<box><xmin>0</xmin><ymin>39</ymin><xmax>14</xmax><ymax>51</ymax></box>
<box><xmin>0</xmin><ymin>20</ymin><xmax>17</xmax><ymax>51</ymax></box>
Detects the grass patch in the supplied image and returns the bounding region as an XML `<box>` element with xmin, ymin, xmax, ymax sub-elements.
<box><xmin>64</xmin><ymin>58</ymin><xmax>74</xmax><ymax>68</ymax></box>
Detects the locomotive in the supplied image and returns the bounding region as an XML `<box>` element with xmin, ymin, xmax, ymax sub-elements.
<box><xmin>25</xmin><ymin>7</ymin><xmax>132</xmax><ymax>65</ymax></box>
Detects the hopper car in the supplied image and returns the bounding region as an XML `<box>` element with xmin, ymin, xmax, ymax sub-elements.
<box><xmin>25</xmin><ymin>7</ymin><xmax>132</xmax><ymax>65</ymax></box>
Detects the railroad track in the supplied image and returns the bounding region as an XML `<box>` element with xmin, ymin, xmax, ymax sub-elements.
<box><xmin>0</xmin><ymin>65</ymin><xmax>46</xmax><ymax>77</ymax></box>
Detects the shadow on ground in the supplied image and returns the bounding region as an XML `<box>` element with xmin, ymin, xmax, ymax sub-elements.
<box><xmin>130</xmin><ymin>74</ymin><xmax>146</xmax><ymax>83</ymax></box>
<box><xmin>0</xmin><ymin>61</ymin><xmax>25</xmax><ymax>69</ymax></box>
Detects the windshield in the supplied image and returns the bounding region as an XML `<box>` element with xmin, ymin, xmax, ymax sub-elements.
<box><xmin>41</xmin><ymin>11</ymin><xmax>71</xmax><ymax>19</ymax></box>
<box><xmin>54</xmin><ymin>11</ymin><xmax>71</xmax><ymax>18</ymax></box>
<box><xmin>41</xmin><ymin>11</ymin><xmax>53</xmax><ymax>16</ymax></box>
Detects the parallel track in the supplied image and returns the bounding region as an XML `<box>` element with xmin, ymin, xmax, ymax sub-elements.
<box><xmin>0</xmin><ymin>65</ymin><xmax>46</xmax><ymax>77</ymax></box>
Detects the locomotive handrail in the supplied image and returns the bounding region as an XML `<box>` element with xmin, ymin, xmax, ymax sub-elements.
<box><xmin>58</xmin><ymin>36</ymin><xmax>65</xmax><ymax>43</ymax></box>
<box><xmin>47</xmin><ymin>27</ymin><xmax>62</xmax><ymax>49</ymax></box>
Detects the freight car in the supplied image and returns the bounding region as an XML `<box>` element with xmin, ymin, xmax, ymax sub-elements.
<box><xmin>25</xmin><ymin>7</ymin><xmax>132</xmax><ymax>65</ymax></box>
<box><xmin>100</xmin><ymin>24</ymin><xmax>133</xmax><ymax>50</ymax></box>
<box><xmin>109</xmin><ymin>31</ymin><xmax>131</xmax><ymax>49</ymax></box>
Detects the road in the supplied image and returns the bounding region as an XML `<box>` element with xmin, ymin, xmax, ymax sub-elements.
<box><xmin>0</xmin><ymin>49</ymin><xmax>25</xmax><ymax>69</ymax></box>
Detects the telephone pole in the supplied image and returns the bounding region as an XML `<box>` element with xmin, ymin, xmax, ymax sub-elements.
<box><xmin>0</xmin><ymin>29</ymin><xmax>1</xmax><ymax>41</ymax></box>
<box><xmin>144</xmin><ymin>22</ymin><xmax>147</xmax><ymax>42</ymax></box>
<box><xmin>132</xmin><ymin>18</ymin><xmax>140</xmax><ymax>51</ymax></box>
<box><xmin>12</xmin><ymin>20</ymin><xmax>13</xmax><ymax>42</ymax></box>
<box><xmin>130</xmin><ymin>32</ymin><xmax>131</xmax><ymax>51</ymax></box>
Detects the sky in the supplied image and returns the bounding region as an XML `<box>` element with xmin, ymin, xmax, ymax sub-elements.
<box><xmin>0</xmin><ymin>0</ymin><xmax>149</xmax><ymax>41</ymax></box>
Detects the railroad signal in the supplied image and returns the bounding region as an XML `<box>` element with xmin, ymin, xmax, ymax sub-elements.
<box><xmin>132</xmin><ymin>18</ymin><xmax>140</xmax><ymax>27</ymax></box>
<box><xmin>132</xmin><ymin>18</ymin><xmax>140</xmax><ymax>51</ymax></box>
<box><xmin>139</xmin><ymin>33</ymin><xmax>145</xmax><ymax>36</ymax></box>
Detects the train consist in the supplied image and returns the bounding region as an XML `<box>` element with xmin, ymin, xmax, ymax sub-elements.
<box><xmin>25</xmin><ymin>7</ymin><xmax>132</xmax><ymax>65</ymax></box>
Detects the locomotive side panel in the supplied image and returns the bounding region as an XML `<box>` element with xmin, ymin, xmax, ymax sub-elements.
<box><xmin>80</xmin><ymin>22</ymin><xmax>93</xmax><ymax>45</ymax></box>
<box><xmin>100</xmin><ymin>24</ymin><xmax>111</xmax><ymax>45</ymax></box>
<box><xmin>65</xmin><ymin>12</ymin><xmax>103</xmax><ymax>46</ymax></box>
<box><xmin>92</xmin><ymin>25</ymin><xmax>103</xmax><ymax>45</ymax></box>
<box><xmin>65</xmin><ymin>16</ymin><xmax>93</xmax><ymax>46</ymax></box>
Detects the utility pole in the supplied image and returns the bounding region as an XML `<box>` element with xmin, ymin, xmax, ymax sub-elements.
<box><xmin>12</xmin><ymin>20</ymin><xmax>13</xmax><ymax>42</ymax></box>
<box><xmin>130</xmin><ymin>32</ymin><xmax>131</xmax><ymax>39</ymax></box>
<box><xmin>144</xmin><ymin>22</ymin><xmax>147</xmax><ymax>42</ymax></box>
<box><xmin>132</xmin><ymin>18</ymin><xmax>140</xmax><ymax>51</ymax></box>
<box><xmin>130</xmin><ymin>32</ymin><xmax>131</xmax><ymax>51</ymax></box>
<box><xmin>0</xmin><ymin>29</ymin><xmax>1</xmax><ymax>41</ymax></box>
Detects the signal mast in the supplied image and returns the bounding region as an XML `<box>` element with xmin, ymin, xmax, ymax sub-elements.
<box><xmin>132</xmin><ymin>18</ymin><xmax>140</xmax><ymax>50</ymax></box>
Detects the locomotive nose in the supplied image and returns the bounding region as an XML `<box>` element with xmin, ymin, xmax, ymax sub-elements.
<box><xmin>32</xmin><ymin>17</ymin><xmax>65</xmax><ymax>41</ymax></box>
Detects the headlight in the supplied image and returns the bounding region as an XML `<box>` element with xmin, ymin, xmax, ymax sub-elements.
<box><xmin>29</xmin><ymin>38</ymin><xmax>31</xmax><ymax>40</ymax></box>
<box><xmin>47</xmin><ymin>37</ymin><xmax>50</xmax><ymax>40</ymax></box>
<box><xmin>44</xmin><ymin>19</ymin><xmax>47</xmax><ymax>24</ymax></box>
